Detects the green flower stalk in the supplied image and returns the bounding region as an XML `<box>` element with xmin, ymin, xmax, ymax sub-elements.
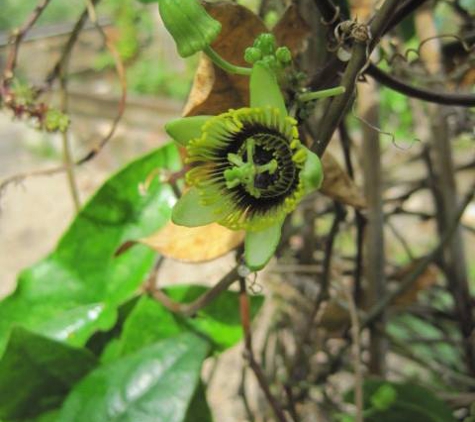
<box><xmin>165</xmin><ymin>63</ymin><xmax>324</xmax><ymax>271</ymax></box>
<box><xmin>158</xmin><ymin>0</ymin><xmax>221</xmax><ymax>58</ymax></box>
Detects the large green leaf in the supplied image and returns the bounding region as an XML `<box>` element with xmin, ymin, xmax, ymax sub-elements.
<box><xmin>107</xmin><ymin>287</ymin><xmax>263</xmax><ymax>359</ymax></box>
<box><xmin>0</xmin><ymin>144</ymin><xmax>180</xmax><ymax>355</ymax></box>
<box><xmin>0</xmin><ymin>328</ymin><xmax>97</xmax><ymax>421</ymax></box>
<box><xmin>57</xmin><ymin>333</ymin><xmax>209</xmax><ymax>422</ymax></box>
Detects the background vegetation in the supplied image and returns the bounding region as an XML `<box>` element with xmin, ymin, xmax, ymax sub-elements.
<box><xmin>0</xmin><ymin>0</ymin><xmax>474</xmax><ymax>421</ymax></box>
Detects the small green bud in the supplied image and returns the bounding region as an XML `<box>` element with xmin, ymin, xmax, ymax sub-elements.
<box><xmin>254</xmin><ymin>33</ymin><xmax>276</xmax><ymax>56</ymax></box>
<box><xmin>244</xmin><ymin>47</ymin><xmax>262</xmax><ymax>64</ymax></box>
<box><xmin>276</xmin><ymin>46</ymin><xmax>292</xmax><ymax>64</ymax></box>
<box><xmin>44</xmin><ymin>109</ymin><xmax>70</xmax><ymax>132</ymax></box>
<box><xmin>158</xmin><ymin>0</ymin><xmax>222</xmax><ymax>58</ymax></box>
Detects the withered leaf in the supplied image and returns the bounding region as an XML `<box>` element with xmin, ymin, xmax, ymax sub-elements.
<box><xmin>391</xmin><ymin>260</ymin><xmax>439</xmax><ymax>307</ymax></box>
<box><xmin>320</xmin><ymin>152</ymin><xmax>367</xmax><ymax>209</ymax></box>
<box><xmin>118</xmin><ymin>222</ymin><xmax>244</xmax><ymax>263</ymax></box>
<box><xmin>273</xmin><ymin>5</ymin><xmax>310</xmax><ymax>58</ymax></box>
<box><xmin>184</xmin><ymin>3</ymin><xmax>310</xmax><ymax>116</ymax></box>
<box><xmin>184</xmin><ymin>2</ymin><xmax>266</xmax><ymax>116</ymax></box>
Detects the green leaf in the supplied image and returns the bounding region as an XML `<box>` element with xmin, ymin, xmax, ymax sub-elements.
<box><xmin>165</xmin><ymin>116</ymin><xmax>211</xmax><ymax>146</ymax></box>
<box><xmin>346</xmin><ymin>380</ymin><xmax>457</xmax><ymax>422</ymax></box>
<box><xmin>10</xmin><ymin>410</ymin><xmax>60</xmax><ymax>422</ymax></box>
<box><xmin>184</xmin><ymin>382</ymin><xmax>213</xmax><ymax>422</ymax></box>
<box><xmin>172</xmin><ymin>187</ymin><xmax>219</xmax><ymax>227</ymax></box>
<box><xmin>0</xmin><ymin>144</ymin><xmax>180</xmax><ymax>355</ymax></box>
<box><xmin>250</xmin><ymin>63</ymin><xmax>287</xmax><ymax>117</ymax></box>
<box><xmin>244</xmin><ymin>221</ymin><xmax>283</xmax><ymax>271</ymax></box>
<box><xmin>108</xmin><ymin>289</ymin><xmax>263</xmax><ymax>358</ymax></box>
<box><xmin>0</xmin><ymin>328</ymin><xmax>97</xmax><ymax>420</ymax></box>
<box><xmin>57</xmin><ymin>333</ymin><xmax>210</xmax><ymax>422</ymax></box>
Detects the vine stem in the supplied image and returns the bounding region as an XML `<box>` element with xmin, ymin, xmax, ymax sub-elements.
<box><xmin>312</xmin><ymin>0</ymin><xmax>401</xmax><ymax>156</ymax></box>
<box><xmin>148</xmin><ymin>265</ymin><xmax>240</xmax><ymax>317</ymax></box>
<box><xmin>59</xmin><ymin>62</ymin><xmax>80</xmax><ymax>211</ymax></box>
<box><xmin>204</xmin><ymin>46</ymin><xmax>252</xmax><ymax>76</ymax></box>
<box><xmin>298</xmin><ymin>86</ymin><xmax>345</xmax><ymax>102</ymax></box>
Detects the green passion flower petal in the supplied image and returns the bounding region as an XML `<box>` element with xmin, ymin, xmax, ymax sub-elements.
<box><xmin>301</xmin><ymin>147</ymin><xmax>324</xmax><ymax>193</ymax></box>
<box><xmin>158</xmin><ymin>0</ymin><xmax>222</xmax><ymax>58</ymax></box>
<box><xmin>172</xmin><ymin>187</ymin><xmax>222</xmax><ymax>227</ymax></box>
<box><xmin>165</xmin><ymin>116</ymin><xmax>212</xmax><ymax>146</ymax></box>
<box><xmin>250</xmin><ymin>63</ymin><xmax>287</xmax><ymax>117</ymax></box>
<box><xmin>245</xmin><ymin>219</ymin><xmax>283</xmax><ymax>270</ymax></box>
<box><xmin>185</xmin><ymin>106</ymin><xmax>306</xmax><ymax>231</ymax></box>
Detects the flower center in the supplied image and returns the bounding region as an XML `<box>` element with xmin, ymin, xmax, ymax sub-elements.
<box><xmin>224</xmin><ymin>137</ymin><xmax>278</xmax><ymax>198</ymax></box>
<box><xmin>223</xmin><ymin>132</ymin><xmax>299</xmax><ymax>199</ymax></box>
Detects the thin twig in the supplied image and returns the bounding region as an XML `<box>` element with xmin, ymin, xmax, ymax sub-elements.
<box><xmin>148</xmin><ymin>266</ymin><xmax>240</xmax><ymax>317</ymax></box>
<box><xmin>0</xmin><ymin>0</ymin><xmax>126</xmax><ymax>197</ymax></box>
<box><xmin>59</xmin><ymin>58</ymin><xmax>81</xmax><ymax>211</ymax></box>
<box><xmin>239</xmin><ymin>277</ymin><xmax>290</xmax><ymax>422</ymax></box>
<box><xmin>2</xmin><ymin>0</ymin><xmax>53</xmax><ymax>83</ymax></box>
<box><xmin>42</xmin><ymin>0</ymin><xmax>102</xmax><ymax>92</ymax></box>
<box><xmin>341</xmin><ymin>283</ymin><xmax>363</xmax><ymax>422</ymax></box>
<box><xmin>364</xmin><ymin>183</ymin><xmax>475</xmax><ymax>327</ymax></box>
<box><xmin>78</xmin><ymin>0</ymin><xmax>127</xmax><ymax>166</ymax></box>
<box><xmin>366</xmin><ymin>64</ymin><xmax>475</xmax><ymax>107</ymax></box>
<box><xmin>289</xmin><ymin>203</ymin><xmax>345</xmax><ymax>380</ymax></box>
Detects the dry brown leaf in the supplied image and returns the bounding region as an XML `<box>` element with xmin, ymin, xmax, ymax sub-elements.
<box><xmin>137</xmin><ymin>221</ymin><xmax>244</xmax><ymax>263</ymax></box>
<box><xmin>184</xmin><ymin>3</ymin><xmax>310</xmax><ymax>116</ymax></box>
<box><xmin>273</xmin><ymin>5</ymin><xmax>310</xmax><ymax>58</ymax></box>
<box><xmin>184</xmin><ymin>2</ymin><xmax>266</xmax><ymax>116</ymax></box>
<box><xmin>392</xmin><ymin>261</ymin><xmax>439</xmax><ymax>307</ymax></box>
<box><xmin>320</xmin><ymin>152</ymin><xmax>367</xmax><ymax>209</ymax></box>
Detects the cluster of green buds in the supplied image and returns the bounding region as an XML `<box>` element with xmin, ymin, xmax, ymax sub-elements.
<box><xmin>244</xmin><ymin>33</ymin><xmax>292</xmax><ymax>72</ymax></box>
<box><xmin>156</xmin><ymin>0</ymin><xmax>345</xmax><ymax>271</ymax></box>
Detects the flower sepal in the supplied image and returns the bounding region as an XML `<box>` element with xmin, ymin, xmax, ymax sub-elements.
<box><xmin>158</xmin><ymin>0</ymin><xmax>222</xmax><ymax>58</ymax></box>
<box><xmin>244</xmin><ymin>220</ymin><xmax>284</xmax><ymax>271</ymax></box>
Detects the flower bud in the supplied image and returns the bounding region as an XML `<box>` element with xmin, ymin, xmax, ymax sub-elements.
<box><xmin>276</xmin><ymin>46</ymin><xmax>292</xmax><ymax>64</ymax></box>
<box><xmin>253</xmin><ymin>33</ymin><xmax>276</xmax><ymax>56</ymax></box>
<box><xmin>158</xmin><ymin>0</ymin><xmax>222</xmax><ymax>58</ymax></box>
<box><xmin>244</xmin><ymin>47</ymin><xmax>262</xmax><ymax>64</ymax></box>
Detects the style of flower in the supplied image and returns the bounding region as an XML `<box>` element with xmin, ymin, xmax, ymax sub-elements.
<box><xmin>165</xmin><ymin>63</ymin><xmax>323</xmax><ymax>271</ymax></box>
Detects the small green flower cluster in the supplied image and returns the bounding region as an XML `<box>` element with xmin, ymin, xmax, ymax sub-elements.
<box><xmin>244</xmin><ymin>33</ymin><xmax>292</xmax><ymax>72</ymax></box>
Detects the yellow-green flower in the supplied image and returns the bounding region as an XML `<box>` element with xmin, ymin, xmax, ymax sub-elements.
<box><xmin>165</xmin><ymin>63</ymin><xmax>323</xmax><ymax>271</ymax></box>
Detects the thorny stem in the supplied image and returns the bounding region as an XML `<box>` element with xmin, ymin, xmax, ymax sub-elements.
<box><xmin>204</xmin><ymin>46</ymin><xmax>252</xmax><ymax>76</ymax></box>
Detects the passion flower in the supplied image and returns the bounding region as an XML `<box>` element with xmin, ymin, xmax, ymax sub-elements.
<box><xmin>165</xmin><ymin>63</ymin><xmax>323</xmax><ymax>270</ymax></box>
